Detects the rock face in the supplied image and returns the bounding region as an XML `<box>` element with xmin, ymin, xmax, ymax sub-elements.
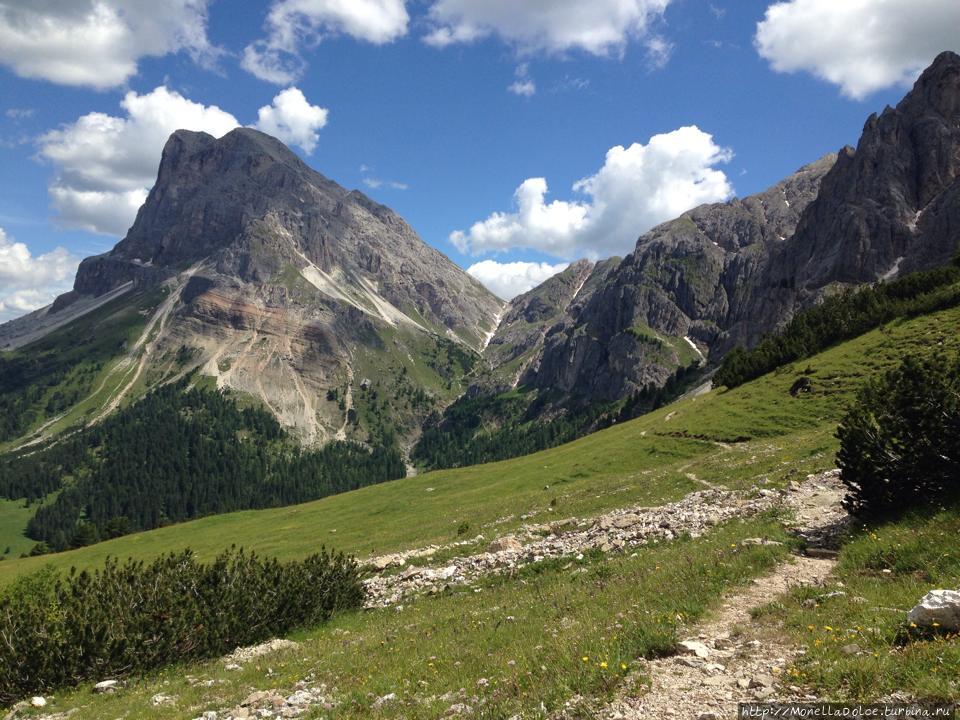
<box><xmin>37</xmin><ymin>128</ymin><xmax>503</xmax><ymax>445</ymax></box>
<box><xmin>71</xmin><ymin>128</ymin><xmax>501</xmax><ymax>347</ymax></box>
<box><xmin>477</xmin><ymin>258</ymin><xmax>619</xmax><ymax>392</ymax></box>
<box><xmin>485</xmin><ymin>51</ymin><xmax>960</xmax><ymax>404</ymax></box>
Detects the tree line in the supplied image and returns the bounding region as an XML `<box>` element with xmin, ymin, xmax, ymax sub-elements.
<box><xmin>0</xmin><ymin>381</ymin><xmax>405</xmax><ymax>552</ymax></box>
<box><xmin>413</xmin><ymin>361</ymin><xmax>703</xmax><ymax>470</ymax></box>
<box><xmin>715</xmin><ymin>260</ymin><xmax>960</xmax><ymax>389</ymax></box>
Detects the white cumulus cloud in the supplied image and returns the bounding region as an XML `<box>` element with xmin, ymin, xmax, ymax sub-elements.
<box><xmin>466</xmin><ymin>259</ymin><xmax>568</xmax><ymax>300</ymax></box>
<box><xmin>425</xmin><ymin>0</ymin><xmax>672</xmax><ymax>56</ymax></box>
<box><xmin>254</xmin><ymin>88</ymin><xmax>329</xmax><ymax>154</ymax></box>
<box><xmin>243</xmin><ymin>0</ymin><xmax>409</xmax><ymax>84</ymax></box>
<box><xmin>39</xmin><ymin>87</ymin><xmax>240</xmax><ymax>236</ymax></box>
<box><xmin>755</xmin><ymin>0</ymin><xmax>960</xmax><ymax>99</ymax></box>
<box><xmin>0</xmin><ymin>0</ymin><xmax>218</xmax><ymax>90</ymax></box>
<box><xmin>451</xmin><ymin>126</ymin><xmax>733</xmax><ymax>260</ymax></box>
<box><xmin>39</xmin><ymin>86</ymin><xmax>329</xmax><ymax>236</ymax></box>
<box><xmin>0</xmin><ymin>227</ymin><xmax>81</xmax><ymax>322</ymax></box>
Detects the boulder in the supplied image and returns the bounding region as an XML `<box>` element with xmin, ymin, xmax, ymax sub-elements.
<box><xmin>94</xmin><ymin>679</ymin><xmax>120</xmax><ymax>693</ymax></box>
<box><xmin>907</xmin><ymin>589</ymin><xmax>960</xmax><ymax>631</ymax></box>
<box><xmin>677</xmin><ymin>640</ymin><xmax>711</xmax><ymax>659</ymax></box>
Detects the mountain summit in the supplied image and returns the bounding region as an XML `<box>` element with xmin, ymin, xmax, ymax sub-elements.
<box><xmin>9</xmin><ymin>127</ymin><xmax>502</xmax><ymax>446</ymax></box>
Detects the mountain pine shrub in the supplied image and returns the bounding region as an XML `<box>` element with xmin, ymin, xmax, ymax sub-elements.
<box><xmin>0</xmin><ymin>546</ymin><xmax>364</xmax><ymax>705</ymax></box>
<box><xmin>836</xmin><ymin>352</ymin><xmax>960</xmax><ymax>519</ymax></box>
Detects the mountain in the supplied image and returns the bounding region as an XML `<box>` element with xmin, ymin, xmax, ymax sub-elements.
<box><xmin>483</xmin><ymin>50</ymin><xmax>960</xmax><ymax>406</ymax></box>
<box><xmin>1</xmin><ymin>128</ymin><xmax>503</xmax><ymax>449</ymax></box>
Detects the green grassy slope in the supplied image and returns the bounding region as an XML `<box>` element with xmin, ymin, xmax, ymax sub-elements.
<box><xmin>0</xmin><ymin>288</ymin><xmax>165</xmax><ymax>452</ymax></box>
<box><xmin>24</xmin><ymin>517</ymin><xmax>793</xmax><ymax>719</ymax></box>
<box><xmin>2</xmin><ymin>301</ymin><xmax>956</xmax><ymax>587</ymax></box>
<box><xmin>0</xmin><ymin>500</ymin><xmax>33</xmax><ymax>558</ymax></box>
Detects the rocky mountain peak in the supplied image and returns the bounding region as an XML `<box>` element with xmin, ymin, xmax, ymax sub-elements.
<box><xmin>493</xmin><ymin>51</ymin><xmax>960</xmax><ymax>407</ymax></box>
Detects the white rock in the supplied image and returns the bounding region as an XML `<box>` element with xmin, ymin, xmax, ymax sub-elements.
<box><xmin>372</xmin><ymin>692</ymin><xmax>397</xmax><ymax>709</ymax></box>
<box><xmin>94</xmin><ymin>679</ymin><xmax>120</xmax><ymax>693</ymax></box>
<box><xmin>677</xmin><ymin>640</ymin><xmax>711</xmax><ymax>659</ymax></box>
<box><xmin>30</xmin><ymin>697</ymin><xmax>47</xmax><ymax>708</ymax></box>
<box><xmin>151</xmin><ymin>693</ymin><xmax>174</xmax><ymax>706</ymax></box>
<box><xmin>907</xmin><ymin>589</ymin><xmax>960</xmax><ymax>631</ymax></box>
<box><xmin>435</xmin><ymin>565</ymin><xmax>458</xmax><ymax>580</ymax></box>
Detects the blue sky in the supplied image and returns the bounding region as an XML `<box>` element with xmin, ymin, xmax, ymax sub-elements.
<box><xmin>0</xmin><ymin>0</ymin><xmax>958</xmax><ymax>318</ymax></box>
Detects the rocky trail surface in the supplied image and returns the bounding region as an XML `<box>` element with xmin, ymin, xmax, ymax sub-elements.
<box><xmin>362</xmin><ymin>470</ymin><xmax>845</xmax><ymax>609</ymax></box>
<box><xmin>215</xmin><ymin>471</ymin><xmax>847</xmax><ymax>720</ymax></box>
<box><xmin>560</xmin><ymin>471</ymin><xmax>848</xmax><ymax>720</ymax></box>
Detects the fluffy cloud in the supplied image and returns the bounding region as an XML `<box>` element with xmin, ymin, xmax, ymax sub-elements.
<box><xmin>466</xmin><ymin>260</ymin><xmax>568</xmax><ymax>300</ymax></box>
<box><xmin>0</xmin><ymin>228</ymin><xmax>81</xmax><ymax>322</ymax></box>
<box><xmin>243</xmin><ymin>0</ymin><xmax>409</xmax><ymax>84</ymax></box>
<box><xmin>452</xmin><ymin>126</ymin><xmax>733</xmax><ymax>259</ymax></box>
<box><xmin>755</xmin><ymin>0</ymin><xmax>960</xmax><ymax>99</ymax></box>
<box><xmin>254</xmin><ymin>88</ymin><xmax>329</xmax><ymax>154</ymax></box>
<box><xmin>39</xmin><ymin>86</ymin><xmax>329</xmax><ymax>236</ymax></box>
<box><xmin>0</xmin><ymin>0</ymin><xmax>218</xmax><ymax>90</ymax></box>
<box><xmin>39</xmin><ymin>87</ymin><xmax>240</xmax><ymax>236</ymax></box>
<box><xmin>425</xmin><ymin>0</ymin><xmax>671</xmax><ymax>56</ymax></box>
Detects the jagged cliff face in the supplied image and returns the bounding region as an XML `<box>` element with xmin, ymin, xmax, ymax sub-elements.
<box><xmin>476</xmin><ymin>259</ymin><xmax>619</xmax><ymax>392</ymax></box>
<box><xmin>485</xmin><ymin>51</ymin><xmax>960</xmax><ymax>405</ymax></box>
<box><xmin>34</xmin><ymin>128</ymin><xmax>503</xmax><ymax>446</ymax></box>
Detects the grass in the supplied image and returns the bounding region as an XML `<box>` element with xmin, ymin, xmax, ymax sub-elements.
<box><xmin>1</xmin><ymin>303</ymin><xmax>957</xmax><ymax>588</ymax></box>
<box><xmin>756</xmin><ymin>508</ymin><xmax>960</xmax><ymax>702</ymax></box>
<box><xmin>19</xmin><ymin>516</ymin><xmax>792</xmax><ymax>719</ymax></box>
<box><xmin>0</xmin><ymin>288</ymin><xmax>166</xmax><ymax>451</ymax></box>
<box><xmin>0</xmin><ymin>500</ymin><xmax>33</xmax><ymax>558</ymax></box>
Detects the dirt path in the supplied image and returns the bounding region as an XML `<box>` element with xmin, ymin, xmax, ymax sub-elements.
<box><xmin>591</xmin><ymin>555</ymin><xmax>836</xmax><ymax>720</ymax></box>
<box><xmin>572</xmin><ymin>471</ymin><xmax>848</xmax><ymax>720</ymax></box>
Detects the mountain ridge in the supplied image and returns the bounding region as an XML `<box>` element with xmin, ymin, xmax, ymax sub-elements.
<box><xmin>481</xmin><ymin>50</ymin><xmax>960</xmax><ymax>407</ymax></box>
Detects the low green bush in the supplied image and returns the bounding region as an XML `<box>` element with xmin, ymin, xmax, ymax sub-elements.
<box><xmin>0</xmin><ymin>546</ymin><xmax>364</xmax><ymax>705</ymax></box>
<box><xmin>836</xmin><ymin>352</ymin><xmax>960</xmax><ymax>518</ymax></box>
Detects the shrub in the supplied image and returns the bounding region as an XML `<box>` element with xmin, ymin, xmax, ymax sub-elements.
<box><xmin>0</xmin><ymin>546</ymin><xmax>364</xmax><ymax>705</ymax></box>
<box><xmin>836</xmin><ymin>353</ymin><xmax>960</xmax><ymax>519</ymax></box>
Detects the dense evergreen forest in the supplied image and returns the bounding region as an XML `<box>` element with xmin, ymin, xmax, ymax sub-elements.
<box><xmin>0</xmin><ymin>381</ymin><xmax>405</xmax><ymax>552</ymax></box>
<box><xmin>413</xmin><ymin>362</ymin><xmax>703</xmax><ymax>470</ymax></box>
<box><xmin>715</xmin><ymin>259</ymin><xmax>960</xmax><ymax>389</ymax></box>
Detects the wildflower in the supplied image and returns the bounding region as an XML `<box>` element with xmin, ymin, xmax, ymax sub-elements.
<box><xmin>599</xmin><ymin>661</ymin><xmax>608</xmax><ymax>669</ymax></box>
<box><xmin>582</xmin><ymin>656</ymin><xmax>589</xmax><ymax>662</ymax></box>
<box><xmin>621</xmin><ymin>663</ymin><xmax>628</xmax><ymax>671</ymax></box>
